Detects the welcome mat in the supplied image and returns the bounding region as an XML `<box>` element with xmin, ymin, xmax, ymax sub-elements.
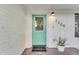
<box><xmin>32</xmin><ymin>45</ymin><xmax>46</xmax><ymax>52</ymax></box>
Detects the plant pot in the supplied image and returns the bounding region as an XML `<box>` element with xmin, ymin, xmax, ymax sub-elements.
<box><xmin>57</xmin><ymin>46</ymin><xmax>65</xmax><ymax>52</ymax></box>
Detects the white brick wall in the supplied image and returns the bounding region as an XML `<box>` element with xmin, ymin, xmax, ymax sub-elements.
<box><xmin>0</xmin><ymin>5</ymin><xmax>26</xmax><ymax>55</ymax></box>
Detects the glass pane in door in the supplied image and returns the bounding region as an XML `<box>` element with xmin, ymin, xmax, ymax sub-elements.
<box><xmin>34</xmin><ymin>17</ymin><xmax>43</xmax><ymax>31</ymax></box>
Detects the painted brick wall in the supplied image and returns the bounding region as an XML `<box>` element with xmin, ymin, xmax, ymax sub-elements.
<box><xmin>0</xmin><ymin>5</ymin><xmax>26</xmax><ymax>55</ymax></box>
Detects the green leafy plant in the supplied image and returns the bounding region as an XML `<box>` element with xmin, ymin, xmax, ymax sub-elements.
<box><xmin>57</xmin><ymin>37</ymin><xmax>67</xmax><ymax>46</ymax></box>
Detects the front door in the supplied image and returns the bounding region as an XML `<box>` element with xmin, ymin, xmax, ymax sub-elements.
<box><xmin>32</xmin><ymin>15</ymin><xmax>46</xmax><ymax>51</ymax></box>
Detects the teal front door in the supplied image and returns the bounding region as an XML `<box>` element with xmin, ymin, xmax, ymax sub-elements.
<box><xmin>32</xmin><ymin>15</ymin><xmax>46</xmax><ymax>46</ymax></box>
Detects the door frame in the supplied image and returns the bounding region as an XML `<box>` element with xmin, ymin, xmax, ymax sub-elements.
<box><xmin>32</xmin><ymin>14</ymin><xmax>47</xmax><ymax>46</ymax></box>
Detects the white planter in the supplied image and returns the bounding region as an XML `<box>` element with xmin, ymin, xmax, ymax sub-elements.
<box><xmin>57</xmin><ymin>46</ymin><xmax>65</xmax><ymax>52</ymax></box>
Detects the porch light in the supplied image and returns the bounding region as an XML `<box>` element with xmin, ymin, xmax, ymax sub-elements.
<box><xmin>51</xmin><ymin>12</ymin><xmax>55</xmax><ymax>15</ymax></box>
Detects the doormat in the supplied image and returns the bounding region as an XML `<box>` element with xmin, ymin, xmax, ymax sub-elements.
<box><xmin>32</xmin><ymin>45</ymin><xmax>46</xmax><ymax>52</ymax></box>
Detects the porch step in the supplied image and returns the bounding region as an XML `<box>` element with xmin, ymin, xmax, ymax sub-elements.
<box><xmin>32</xmin><ymin>45</ymin><xmax>46</xmax><ymax>52</ymax></box>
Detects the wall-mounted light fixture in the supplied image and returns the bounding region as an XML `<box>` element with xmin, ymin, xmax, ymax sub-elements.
<box><xmin>49</xmin><ymin>11</ymin><xmax>66</xmax><ymax>28</ymax></box>
<box><xmin>51</xmin><ymin>12</ymin><xmax>55</xmax><ymax>15</ymax></box>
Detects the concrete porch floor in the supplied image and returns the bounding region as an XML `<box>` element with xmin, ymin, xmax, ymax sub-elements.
<box><xmin>22</xmin><ymin>48</ymin><xmax>79</xmax><ymax>55</ymax></box>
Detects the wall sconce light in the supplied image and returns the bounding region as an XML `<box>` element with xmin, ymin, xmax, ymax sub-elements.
<box><xmin>51</xmin><ymin>12</ymin><xmax>55</xmax><ymax>15</ymax></box>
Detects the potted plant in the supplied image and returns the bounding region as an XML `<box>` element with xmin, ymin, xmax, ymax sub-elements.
<box><xmin>57</xmin><ymin>37</ymin><xmax>67</xmax><ymax>52</ymax></box>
